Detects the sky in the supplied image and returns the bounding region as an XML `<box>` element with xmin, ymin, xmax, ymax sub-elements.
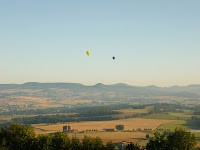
<box><xmin>0</xmin><ymin>0</ymin><xmax>200</xmax><ymax>87</ymax></box>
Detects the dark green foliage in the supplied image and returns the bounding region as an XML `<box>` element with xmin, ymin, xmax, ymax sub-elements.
<box><xmin>125</xmin><ymin>142</ymin><xmax>139</xmax><ymax>150</ymax></box>
<box><xmin>193</xmin><ymin>111</ymin><xmax>200</xmax><ymax>115</ymax></box>
<box><xmin>146</xmin><ymin>132</ymin><xmax>169</xmax><ymax>150</ymax></box>
<box><xmin>115</xmin><ymin>125</ymin><xmax>124</xmax><ymax>130</ymax></box>
<box><xmin>82</xmin><ymin>136</ymin><xmax>105</xmax><ymax>150</ymax></box>
<box><xmin>0</xmin><ymin>123</ymin><xmax>115</xmax><ymax>150</ymax></box>
<box><xmin>105</xmin><ymin>140</ymin><xmax>115</xmax><ymax>150</ymax></box>
<box><xmin>0</xmin><ymin>122</ymin><xmax>35</xmax><ymax>150</ymax></box>
<box><xmin>146</xmin><ymin>128</ymin><xmax>197</xmax><ymax>150</ymax></box>
<box><xmin>51</xmin><ymin>132</ymin><xmax>70</xmax><ymax>150</ymax></box>
<box><xmin>146</xmin><ymin>134</ymin><xmax>150</xmax><ymax>139</ymax></box>
<box><xmin>71</xmin><ymin>136</ymin><xmax>81</xmax><ymax>150</ymax></box>
<box><xmin>35</xmin><ymin>134</ymin><xmax>53</xmax><ymax>150</ymax></box>
<box><xmin>168</xmin><ymin>128</ymin><xmax>196</xmax><ymax>150</ymax></box>
<box><xmin>152</xmin><ymin>103</ymin><xmax>185</xmax><ymax>113</ymax></box>
<box><xmin>191</xmin><ymin>116</ymin><xmax>198</xmax><ymax>120</ymax></box>
<box><xmin>10</xmin><ymin>113</ymin><xmax>119</xmax><ymax>125</ymax></box>
<box><xmin>186</xmin><ymin>118</ymin><xmax>200</xmax><ymax>130</ymax></box>
<box><xmin>79</xmin><ymin>107</ymin><xmax>120</xmax><ymax>117</ymax></box>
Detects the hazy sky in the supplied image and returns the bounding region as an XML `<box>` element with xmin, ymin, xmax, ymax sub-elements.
<box><xmin>0</xmin><ymin>0</ymin><xmax>200</xmax><ymax>86</ymax></box>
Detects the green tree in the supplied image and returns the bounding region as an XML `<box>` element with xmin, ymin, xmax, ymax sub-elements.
<box><xmin>82</xmin><ymin>135</ymin><xmax>104</xmax><ymax>150</ymax></box>
<box><xmin>105</xmin><ymin>140</ymin><xmax>115</xmax><ymax>150</ymax></box>
<box><xmin>146</xmin><ymin>134</ymin><xmax>150</xmax><ymax>139</ymax></box>
<box><xmin>146</xmin><ymin>132</ymin><xmax>169</xmax><ymax>150</ymax></box>
<box><xmin>115</xmin><ymin>125</ymin><xmax>124</xmax><ymax>130</ymax></box>
<box><xmin>51</xmin><ymin>132</ymin><xmax>70</xmax><ymax>150</ymax></box>
<box><xmin>36</xmin><ymin>134</ymin><xmax>53</xmax><ymax>150</ymax></box>
<box><xmin>0</xmin><ymin>122</ymin><xmax>35</xmax><ymax>150</ymax></box>
<box><xmin>125</xmin><ymin>142</ymin><xmax>139</xmax><ymax>150</ymax></box>
<box><xmin>168</xmin><ymin>127</ymin><xmax>196</xmax><ymax>150</ymax></box>
<box><xmin>71</xmin><ymin>136</ymin><xmax>81</xmax><ymax>150</ymax></box>
<box><xmin>146</xmin><ymin>128</ymin><xmax>197</xmax><ymax>150</ymax></box>
<box><xmin>93</xmin><ymin>137</ymin><xmax>105</xmax><ymax>150</ymax></box>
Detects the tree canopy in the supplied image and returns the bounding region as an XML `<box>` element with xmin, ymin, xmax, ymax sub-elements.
<box><xmin>146</xmin><ymin>127</ymin><xmax>196</xmax><ymax>150</ymax></box>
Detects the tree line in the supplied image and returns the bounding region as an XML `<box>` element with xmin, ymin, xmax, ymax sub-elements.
<box><xmin>0</xmin><ymin>122</ymin><xmax>115</xmax><ymax>150</ymax></box>
<box><xmin>1</xmin><ymin>103</ymin><xmax>198</xmax><ymax>117</ymax></box>
<box><xmin>0</xmin><ymin>122</ymin><xmax>140</xmax><ymax>150</ymax></box>
<box><xmin>0</xmin><ymin>123</ymin><xmax>197</xmax><ymax>150</ymax></box>
<box><xmin>7</xmin><ymin>108</ymin><xmax>120</xmax><ymax>125</ymax></box>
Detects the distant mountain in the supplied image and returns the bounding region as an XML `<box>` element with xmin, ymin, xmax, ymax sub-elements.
<box><xmin>170</xmin><ymin>92</ymin><xmax>200</xmax><ymax>98</ymax></box>
<box><xmin>146</xmin><ymin>85</ymin><xmax>200</xmax><ymax>95</ymax></box>
<box><xmin>0</xmin><ymin>82</ymin><xmax>199</xmax><ymax>98</ymax></box>
<box><xmin>21</xmin><ymin>82</ymin><xmax>85</xmax><ymax>90</ymax></box>
<box><xmin>93</xmin><ymin>83</ymin><xmax>107</xmax><ymax>88</ymax></box>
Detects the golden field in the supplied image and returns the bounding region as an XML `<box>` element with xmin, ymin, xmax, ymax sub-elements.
<box><xmin>32</xmin><ymin>118</ymin><xmax>175</xmax><ymax>134</ymax></box>
<box><xmin>32</xmin><ymin>118</ymin><xmax>175</xmax><ymax>144</ymax></box>
<box><xmin>67</xmin><ymin>131</ymin><xmax>154</xmax><ymax>144</ymax></box>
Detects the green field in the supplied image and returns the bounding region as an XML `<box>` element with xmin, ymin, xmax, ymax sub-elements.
<box><xmin>114</xmin><ymin>108</ymin><xmax>147</xmax><ymax>118</ymax></box>
<box><xmin>157</xmin><ymin>120</ymin><xmax>188</xmax><ymax>130</ymax></box>
<box><xmin>142</xmin><ymin>113</ymin><xmax>178</xmax><ymax>120</ymax></box>
<box><xmin>169</xmin><ymin>113</ymin><xmax>193</xmax><ymax>120</ymax></box>
<box><xmin>156</xmin><ymin>121</ymin><xmax>200</xmax><ymax>148</ymax></box>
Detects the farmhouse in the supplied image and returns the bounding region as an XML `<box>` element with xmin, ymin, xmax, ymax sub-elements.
<box><xmin>64</xmin><ymin>130</ymin><xmax>77</xmax><ymax>133</ymax></box>
<box><xmin>63</xmin><ymin>125</ymin><xmax>77</xmax><ymax>133</ymax></box>
<box><xmin>102</xmin><ymin>129</ymin><xmax>115</xmax><ymax>132</ymax></box>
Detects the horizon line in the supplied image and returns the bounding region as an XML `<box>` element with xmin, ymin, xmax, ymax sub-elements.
<box><xmin>1</xmin><ymin>81</ymin><xmax>200</xmax><ymax>88</ymax></box>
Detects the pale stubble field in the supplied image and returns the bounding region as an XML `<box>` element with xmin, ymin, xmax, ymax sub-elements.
<box><xmin>32</xmin><ymin>118</ymin><xmax>175</xmax><ymax>144</ymax></box>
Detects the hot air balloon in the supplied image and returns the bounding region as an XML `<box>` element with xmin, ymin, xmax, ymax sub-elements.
<box><xmin>86</xmin><ymin>51</ymin><xmax>90</xmax><ymax>56</ymax></box>
<box><xmin>112</xmin><ymin>56</ymin><xmax>115</xmax><ymax>60</ymax></box>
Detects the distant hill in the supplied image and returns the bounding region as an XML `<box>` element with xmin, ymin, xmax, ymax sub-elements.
<box><xmin>145</xmin><ymin>84</ymin><xmax>200</xmax><ymax>95</ymax></box>
<box><xmin>0</xmin><ymin>82</ymin><xmax>199</xmax><ymax>98</ymax></box>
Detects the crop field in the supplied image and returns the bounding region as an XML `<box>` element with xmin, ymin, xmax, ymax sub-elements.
<box><xmin>32</xmin><ymin>118</ymin><xmax>175</xmax><ymax>134</ymax></box>
<box><xmin>169</xmin><ymin>113</ymin><xmax>193</xmax><ymax>120</ymax></box>
<box><xmin>157</xmin><ymin>120</ymin><xmax>188</xmax><ymax>130</ymax></box>
<box><xmin>67</xmin><ymin>132</ymin><xmax>154</xmax><ymax>144</ymax></box>
<box><xmin>183</xmin><ymin>110</ymin><xmax>194</xmax><ymax>115</ymax></box>
<box><xmin>114</xmin><ymin>108</ymin><xmax>147</xmax><ymax>118</ymax></box>
<box><xmin>142</xmin><ymin>113</ymin><xmax>179</xmax><ymax>120</ymax></box>
<box><xmin>157</xmin><ymin>121</ymin><xmax>200</xmax><ymax>148</ymax></box>
<box><xmin>114</xmin><ymin>106</ymin><xmax>154</xmax><ymax>118</ymax></box>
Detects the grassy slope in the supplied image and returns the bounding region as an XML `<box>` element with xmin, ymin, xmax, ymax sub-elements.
<box><xmin>142</xmin><ymin>113</ymin><xmax>178</xmax><ymax>120</ymax></box>
<box><xmin>157</xmin><ymin>120</ymin><xmax>188</xmax><ymax>130</ymax></box>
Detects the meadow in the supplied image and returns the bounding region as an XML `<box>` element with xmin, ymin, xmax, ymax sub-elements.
<box><xmin>157</xmin><ymin>120</ymin><xmax>189</xmax><ymax>130</ymax></box>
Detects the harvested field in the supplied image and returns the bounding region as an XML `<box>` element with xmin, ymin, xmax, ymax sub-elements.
<box><xmin>32</xmin><ymin>118</ymin><xmax>175</xmax><ymax>134</ymax></box>
<box><xmin>67</xmin><ymin>132</ymin><xmax>154</xmax><ymax>144</ymax></box>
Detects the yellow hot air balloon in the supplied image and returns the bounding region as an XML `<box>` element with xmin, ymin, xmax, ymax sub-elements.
<box><xmin>86</xmin><ymin>51</ymin><xmax>90</xmax><ymax>56</ymax></box>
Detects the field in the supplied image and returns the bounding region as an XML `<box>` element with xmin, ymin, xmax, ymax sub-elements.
<box><xmin>157</xmin><ymin>121</ymin><xmax>200</xmax><ymax>148</ymax></box>
<box><xmin>0</xmin><ymin>114</ymin><xmax>38</xmax><ymax>121</ymax></box>
<box><xmin>32</xmin><ymin>118</ymin><xmax>175</xmax><ymax>134</ymax></box>
<box><xmin>157</xmin><ymin>120</ymin><xmax>189</xmax><ymax>130</ymax></box>
<box><xmin>67</xmin><ymin>132</ymin><xmax>154</xmax><ymax>144</ymax></box>
<box><xmin>114</xmin><ymin>108</ymin><xmax>147</xmax><ymax>118</ymax></box>
<box><xmin>142</xmin><ymin>113</ymin><xmax>179</xmax><ymax>120</ymax></box>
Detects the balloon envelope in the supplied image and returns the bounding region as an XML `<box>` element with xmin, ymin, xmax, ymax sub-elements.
<box><xmin>112</xmin><ymin>56</ymin><xmax>115</xmax><ymax>60</ymax></box>
<box><xmin>86</xmin><ymin>51</ymin><xmax>90</xmax><ymax>56</ymax></box>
